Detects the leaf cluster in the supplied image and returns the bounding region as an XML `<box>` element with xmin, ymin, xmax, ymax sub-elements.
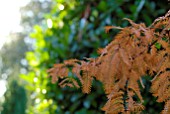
<box><xmin>48</xmin><ymin>10</ymin><xmax>170</xmax><ymax>114</ymax></box>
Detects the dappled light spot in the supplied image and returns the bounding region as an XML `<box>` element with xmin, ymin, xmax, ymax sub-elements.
<box><xmin>35</xmin><ymin>98</ymin><xmax>40</xmax><ymax>104</ymax></box>
<box><xmin>42</xmin><ymin>89</ymin><xmax>47</xmax><ymax>94</ymax></box>
<box><xmin>47</xmin><ymin>19</ymin><xmax>53</xmax><ymax>28</ymax></box>
<box><xmin>58</xmin><ymin>4</ymin><xmax>64</xmax><ymax>10</ymax></box>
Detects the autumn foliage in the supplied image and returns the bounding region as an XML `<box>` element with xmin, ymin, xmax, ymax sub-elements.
<box><xmin>48</xmin><ymin>10</ymin><xmax>170</xmax><ymax>114</ymax></box>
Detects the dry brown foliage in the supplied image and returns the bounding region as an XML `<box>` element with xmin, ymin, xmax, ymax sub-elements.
<box><xmin>48</xmin><ymin>10</ymin><xmax>170</xmax><ymax>114</ymax></box>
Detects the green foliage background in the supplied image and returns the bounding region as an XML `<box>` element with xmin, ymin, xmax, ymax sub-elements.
<box><xmin>2</xmin><ymin>80</ymin><xmax>27</xmax><ymax>114</ymax></box>
<box><xmin>20</xmin><ymin>0</ymin><xmax>169</xmax><ymax>113</ymax></box>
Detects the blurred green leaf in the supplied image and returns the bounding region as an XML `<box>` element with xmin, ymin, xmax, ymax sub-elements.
<box><xmin>155</xmin><ymin>42</ymin><xmax>161</xmax><ymax>50</ymax></box>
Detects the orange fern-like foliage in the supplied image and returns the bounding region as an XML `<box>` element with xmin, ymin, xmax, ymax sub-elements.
<box><xmin>48</xmin><ymin>10</ymin><xmax>170</xmax><ymax>114</ymax></box>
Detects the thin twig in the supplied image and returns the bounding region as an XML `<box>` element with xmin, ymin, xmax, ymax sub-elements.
<box><xmin>139</xmin><ymin>77</ymin><xmax>145</xmax><ymax>89</ymax></box>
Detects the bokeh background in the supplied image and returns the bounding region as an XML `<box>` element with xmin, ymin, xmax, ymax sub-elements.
<box><xmin>0</xmin><ymin>0</ymin><xmax>169</xmax><ymax>114</ymax></box>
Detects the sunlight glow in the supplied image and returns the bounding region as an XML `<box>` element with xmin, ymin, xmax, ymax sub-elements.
<box><xmin>0</xmin><ymin>80</ymin><xmax>6</xmax><ymax>97</ymax></box>
<box><xmin>0</xmin><ymin>0</ymin><xmax>30</xmax><ymax>49</ymax></box>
